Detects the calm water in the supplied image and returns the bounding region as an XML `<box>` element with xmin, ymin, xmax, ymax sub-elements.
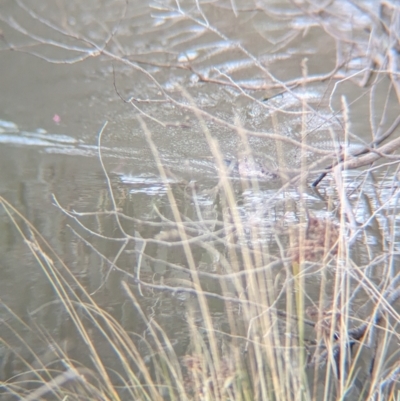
<box><xmin>0</xmin><ymin>0</ymin><xmax>399</xmax><ymax>398</ymax></box>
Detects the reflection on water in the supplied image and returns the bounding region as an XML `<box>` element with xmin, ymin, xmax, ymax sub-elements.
<box><xmin>1</xmin><ymin>0</ymin><xmax>400</xmax><ymax>399</ymax></box>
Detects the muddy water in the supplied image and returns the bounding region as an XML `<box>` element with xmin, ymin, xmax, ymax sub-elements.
<box><xmin>0</xmin><ymin>0</ymin><xmax>399</xmax><ymax>397</ymax></box>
